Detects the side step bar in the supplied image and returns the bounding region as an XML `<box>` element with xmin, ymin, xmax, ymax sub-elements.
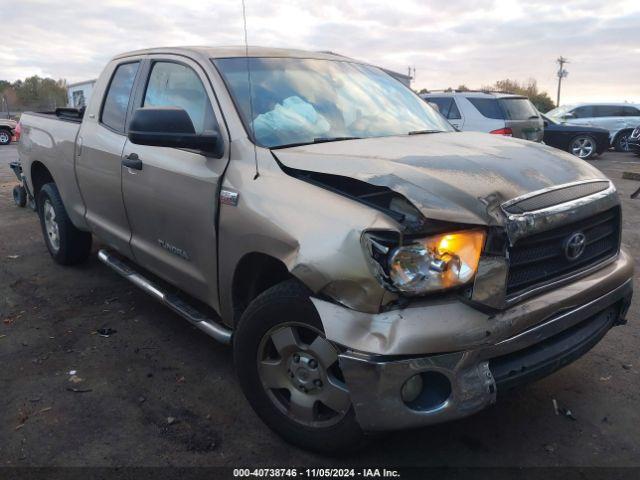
<box><xmin>98</xmin><ymin>249</ymin><xmax>232</xmax><ymax>345</ymax></box>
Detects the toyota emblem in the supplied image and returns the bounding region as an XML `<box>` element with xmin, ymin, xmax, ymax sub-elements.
<box><xmin>564</xmin><ymin>232</ymin><xmax>586</xmax><ymax>261</ymax></box>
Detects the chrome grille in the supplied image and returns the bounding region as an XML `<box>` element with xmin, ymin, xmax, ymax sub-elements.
<box><xmin>506</xmin><ymin>207</ymin><xmax>620</xmax><ymax>297</ymax></box>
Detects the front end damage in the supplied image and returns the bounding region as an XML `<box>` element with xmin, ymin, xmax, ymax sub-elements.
<box><xmin>258</xmin><ymin>135</ymin><xmax>634</xmax><ymax>431</ymax></box>
<box><xmin>273</xmin><ymin>150</ymin><xmax>632</xmax><ymax>430</ymax></box>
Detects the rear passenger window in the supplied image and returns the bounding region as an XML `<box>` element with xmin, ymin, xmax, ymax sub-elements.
<box><xmin>621</xmin><ymin>106</ymin><xmax>640</xmax><ymax>117</ymax></box>
<box><xmin>594</xmin><ymin>105</ymin><xmax>624</xmax><ymax>117</ymax></box>
<box><xmin>427</xmin><ymin>97</ymin><xmax>461</xmax><ymax>120</ymax></box>
<box><xmin>101</xmin><ymin>62</ymin><xmax>140</xmax><ymax>132</ymax></box>
<box><xmin>143</xmin><ymin>62</ymin><xmax>217</xmax><ymax>135</ymax></box>
<box><xmin>467</xmin><ymin>98</ymin><xmax>504</xmax><ymax>120</ymax></box>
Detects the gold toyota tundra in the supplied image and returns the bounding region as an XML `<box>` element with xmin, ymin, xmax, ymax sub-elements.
<box><xmin>17</xmin><ymin>47</ymin><xmax>633</xmax><ymax>452</ymax></box>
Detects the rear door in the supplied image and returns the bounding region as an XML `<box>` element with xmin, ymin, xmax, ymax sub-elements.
<box><xmin>425</xmin><ymin>96</ymin><xmax>465</xmax><ymax>130</ymax></box>
<box><xmin>499</xmin><ymin>97</ymin><xmax>544</xmax><ymax>142</ymax></box>
<box><xmin>592</xmin><ymin>105</ymin><xmax>626</xmax><ymax>133</ymax></box>
<box><xmin>121</xmin><ymin>55</ymin><xmax>229</xmax><ymax>308</ymax></box>
<box><xmin>76</xmin><ymin>59</ymin><xmax>142</xmax><ymax>256</ymax></box>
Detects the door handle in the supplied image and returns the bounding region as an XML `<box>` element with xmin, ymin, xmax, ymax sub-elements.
<box><xmin>122</xmin><ymin>153</ymin><xmax>143</xmax><ymax>170</ymax></box>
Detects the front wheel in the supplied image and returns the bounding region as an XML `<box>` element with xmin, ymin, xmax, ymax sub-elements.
<box><xmin>569</xmin><ymin>135</ymin><xmax>597</xmax><ymax>159</ymax></box>
<box><xmin>233</xmin><ymin>279</ymin><xmax>365</xmax><ymax>453</ymax></box>
<box><xmin>37</xmin><ymin>183</ymin><xmax>92</xmax><ymax>265</ymax></box>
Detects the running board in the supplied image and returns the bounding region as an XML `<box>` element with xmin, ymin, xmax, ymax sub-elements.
<box><xmin>97</xmin><ymin>249</ymin><xmax>232</xmax><ymax>345</ymax></box>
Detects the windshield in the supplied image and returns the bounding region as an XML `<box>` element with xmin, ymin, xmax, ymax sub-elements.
<box><xmin>213</xmin><ymin>57</ymin><xmax>453</xmax><ymax>148</ymax></box>
<box><xmin>546</xmin><ymin>104</ymin><xmax>574</xmax><ymax>117</ymax></box>
<box><xmin>498</xmin><ymin>97</ymin><xmax>539</xmax><ymax>120</ymax></box>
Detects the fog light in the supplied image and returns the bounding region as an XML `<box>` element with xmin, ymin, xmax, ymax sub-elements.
<box><xmin>401</xmin><ymin>374</ymin><xmax>424</xmax><ymax>403</ymax></box>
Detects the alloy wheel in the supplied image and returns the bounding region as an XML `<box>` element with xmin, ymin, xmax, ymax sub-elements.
<box><xmin>570</xmin><ymin>136</ymin><xmax>595</xmax><ymax>159</ymax></box>
<box><xmin>0</xmin><ymin>131</ymin><xmax>10</xmax><ymax>144</ymax></box>
<box><xmin>257</xmin><ymin>322</ymin><xmax>351</xmax><ymax>427</ymax></box>
<box><xmin>619</xmin><ymin>133</ymin><xmax>631</xmax><ymax>152</ymax></box>
<box><xmin>43</xmin><ymin>199</ymin><xmax>60</xmax><ymax>252</ymax></box>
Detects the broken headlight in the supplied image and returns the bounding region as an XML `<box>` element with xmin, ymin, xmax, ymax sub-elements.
<box><xmin>363</xmin><ymin>230</ymin><xmax>485</xmax><ymax>295</ymax></box>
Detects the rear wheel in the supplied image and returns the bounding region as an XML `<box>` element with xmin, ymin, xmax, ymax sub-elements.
<box><xmin>0</xmin><ymin>129</ymin><xmax>11</xmax><ymax>145</ymax></box>
<box><xmin>13</xmin><ymin>185</ymin><xmax>27</xmax><ymax>207</ymax></box>
<box><xmin>614</xmin><ymin>130</ymin><xmax>632</xmax><ymax>152</ymax></box>
<box><xmin>37</xmin><ymin>183</ymin><xmax>92</xmax><ymax>265</ymax></box>
<box><xmin>569</xmin><ymin>135</ymin><xmax>597</xmax><ymax>159</ymax></box>
<box><xmin>234</xmin><ymin>279</ymin><xmax>365</xmax><ymax>453</ymax></box>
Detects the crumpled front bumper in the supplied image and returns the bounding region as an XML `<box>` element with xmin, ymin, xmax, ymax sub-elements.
<box><xmin>328</xmin><ymin>252</ymin><xmax>633</xmax><ymax>432</ymax></box>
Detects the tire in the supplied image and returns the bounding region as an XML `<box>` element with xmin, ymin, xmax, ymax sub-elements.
<box><xmin>13</xmin><ymin>185</ymin><xmax>27</xmax><ymax>207</ymax></box>
<box><xmin>0</xmin><ymin>129</ymin><xmax>11</xmax><ymax>145</ymax></box>
<box><xmin>233</xmin><ymin>279</ymin><xmax>366</xmax><ymax>453</ymax></box>
<box><xmin>614</xmin><ymin>130</ymin><xmax>632</xmax><ymax>152</ymax></box>
<box><xmin>569</xmin><ymin>135</ymin><xmax>597</xmax><ymax>159</ymax></box>
<box><xmin>37</xmin><ymin>183</ymin><xmax>92</xmax><ymax>265</ymax></box>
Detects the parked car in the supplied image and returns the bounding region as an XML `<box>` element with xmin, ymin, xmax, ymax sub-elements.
<box><xmin>18</xmin><ymin>47</ymin><xmax>633</xmax><ymax>453</ymax></box>
<box><xmin>421</xmin><ymin>90</ymin><xmax>544</xmax><ymax>142</ymax></box>
<box><xmin>628</xmin><ymin>125</ymin><xmax>640</xmax><ymax>156</ymax></box>
<box><xmin>0</xmin><ymin>118</ymin><xmax>17</xmax><ymax>145</ymax></box>
<box><xmin>546</xmin><ymin>103</ymin><xmax>640</xmax><ymax>152</ymax></box>
<box><xmin>541</xmin><ymin>114</ymin><xmax>609</xmax><ymax>159</ymax></box>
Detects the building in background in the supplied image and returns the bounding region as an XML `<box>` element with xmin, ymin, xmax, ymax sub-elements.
<box><xmin>67</xmin><ymin>79</ymin><xmax>96</xmax><ymax>108</ymax></box>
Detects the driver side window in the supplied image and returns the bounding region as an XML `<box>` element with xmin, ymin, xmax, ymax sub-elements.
<box><xmin>143</xmin><ymin>62</ymin><xmax>217</xmax><ymax>134</ymax></box>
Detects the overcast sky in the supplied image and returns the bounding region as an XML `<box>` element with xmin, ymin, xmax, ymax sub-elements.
<box><xmin>2</xmin><ymin>0</ymin><xmax>639</xmax><ymax>105</ymax></box>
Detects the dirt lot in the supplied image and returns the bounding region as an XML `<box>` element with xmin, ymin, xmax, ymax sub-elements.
<box><xmin>1</xmin><ymin>143</ymin><xmax>639</xmax><ymax>467</ymax></box>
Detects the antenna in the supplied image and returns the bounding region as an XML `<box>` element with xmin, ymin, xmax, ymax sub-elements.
<box><xmin>242</xmin><ymin>0</ymin><xmax>260</xmax><ymax>180</ymax></box>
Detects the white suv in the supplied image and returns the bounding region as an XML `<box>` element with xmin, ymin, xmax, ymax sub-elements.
<box><xmin>421</xmin><ymin>91</ymin><xmax>544</xmax><ymax>142</ymax></box>
<box><xmin>546</xmin><ymin>103</ymin><xmax>640</xmax><ymax>152</ymax></box>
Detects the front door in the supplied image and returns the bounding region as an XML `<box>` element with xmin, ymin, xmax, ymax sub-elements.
<box><xmin>121</xmin><ymin>57</ymin><xmax>229</xmax><ymax>308</ymax></box>
<box><xmin>76</xmin><ymin>60</ymin><xmax>142</xmax><ymax>257</ymax></box>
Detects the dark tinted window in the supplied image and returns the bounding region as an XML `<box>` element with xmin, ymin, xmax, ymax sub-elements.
<box><xmin>101</xmin><ymin>62</ymin><xmax>139</xmax><ymax>132</ymax></box>
<box><xmin>427</xmin><ymin>97</ymin><xmax>461</xmax><ymax>120</ymax></box>
<box><xmin>621</xmin><ymin>106</ymin><xmax>640</xmax><ymax>117</ymax></box>
<box><xmin>144</xmin><ymin>62</ymin><xmax>217</xmax><ymax>134</ymax></box>
<box><xmin>468</xmin><ymin>98</ymin><xmax>504</xmax><ymax>119</ymax></box>
<box><xmin>499</xmin><ymin>97</ymin><xmax>538</xmax><ymax>120</ymax></box>
<box><xmin>593</xmin><ymin>105</ymin><xmax>624</xmax><ymax>117</ymax></box>
<box><xmin>571</xmin><ymin>106</ymin><xmax>594</xmax><ymax>118</ymax></box>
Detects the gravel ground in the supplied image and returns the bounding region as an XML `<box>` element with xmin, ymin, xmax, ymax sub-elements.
<box><xmin>1</xmin><ymin>143</ymin><xmax>639</xmax><ymax>467</ymax></box>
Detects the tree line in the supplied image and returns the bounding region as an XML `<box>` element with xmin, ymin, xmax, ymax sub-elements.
<box><xmin>418</xmin><ymin>78</ymin><xmax>556</xmax><ymax>112</ymax></box>
<box><xmin>0</xmin><ymin>76</ymin><xmax>68</xmax><ymax>117</ymax></box>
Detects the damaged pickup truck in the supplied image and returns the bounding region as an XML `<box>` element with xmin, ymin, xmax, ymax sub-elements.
<box><xmin>18</xmin><ymin>47</ymin><xmax>633</xmax><ymax>452</ymax></box>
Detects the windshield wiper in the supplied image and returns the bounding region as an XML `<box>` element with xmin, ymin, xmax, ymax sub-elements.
<box><xmin>270</xmin><ymin>136</ymin><xmax>361</xmax><ymax>150</ymax></box>
<box><xmin>312</xmin><ymin>136</ymin><xmax>361</xmax><ymax>143</ymax></box>
<box><xmin>407</xmin><ymin>129</ymin><xmax>443</xmax><ymax>135</ymax></box>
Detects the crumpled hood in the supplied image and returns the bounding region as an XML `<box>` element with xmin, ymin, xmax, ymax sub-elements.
<box><xmin>273</xmin><ymin>131</ymin><xmax>607</xmax><ymax>226</ymax></box>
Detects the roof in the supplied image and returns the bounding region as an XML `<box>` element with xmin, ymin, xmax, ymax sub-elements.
<box><xmin>113</xmin><ymin>46</ymin><xmax>366</xmax><ymax>63</ymax></box>
<box><xmin>558</xmin><ymin>102</ymin><xmax>640</xmax><ymax>107</ymax></box>
<box><xmin>422</xmin><ymin>90</ymin><xmax>524</xmax><ymax>99</ymax></box>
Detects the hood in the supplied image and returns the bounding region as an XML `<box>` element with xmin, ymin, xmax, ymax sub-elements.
<box><xmin>273</xmin><ymin>131</ymin><xmax>606</xmax><ymax>227</ymax></box>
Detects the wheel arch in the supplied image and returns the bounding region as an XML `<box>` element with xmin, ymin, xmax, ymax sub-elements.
<box><xmin>31</xmin><ymin>161</ymin><xmax>56</xmax><ymax>199</ymax></box>
<box><xmin>612</xmin><ymin>127</ymin><xmax>634</xmax><ymax>144</ymax></box>
<box><xmin>231</xmin><ymin>252</ymin><xmax>294</xmax><ymax>324</ymax></box>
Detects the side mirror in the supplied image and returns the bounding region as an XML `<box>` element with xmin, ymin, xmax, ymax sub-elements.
<box><xmin>128</xmin><ymin>107</ymin><xmax>223</xmax><ymax>156</ymax></box>
<box><xmin>562</xmin><ymin>112</ymin><xmax>575</xmax><ymax>120</ymax></box>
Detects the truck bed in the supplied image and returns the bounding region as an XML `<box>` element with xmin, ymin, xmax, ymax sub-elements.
<box><xmin>18</xmin><ymin>110</ymin><xmax>87</xmax><ymax>228</ymax></box>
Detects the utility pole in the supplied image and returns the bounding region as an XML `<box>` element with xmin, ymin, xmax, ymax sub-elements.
<box><xmin>407</xmin><ymin>66</ymin><xmax>416</xmax><ymax>86</ymax></box>
<box><xmin>556</xmin><ymin>56</ymin><xmax>569</xmax><ymax>107</ymax></box>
